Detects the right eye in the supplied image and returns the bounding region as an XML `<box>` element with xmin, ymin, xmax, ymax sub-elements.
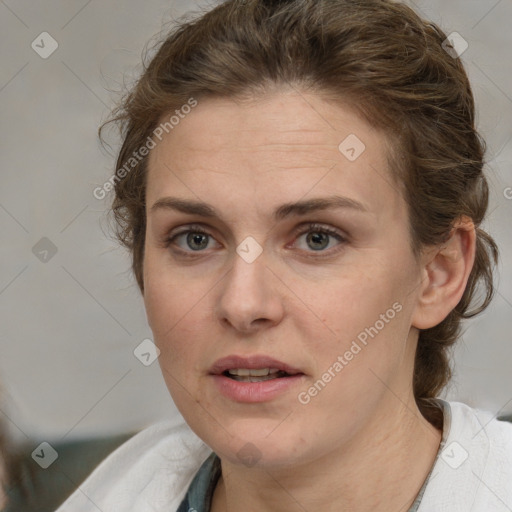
<box><xmin>166</xmin><ymin>225</ymin><xmax>222</xmax><ymax>256</ymax></box>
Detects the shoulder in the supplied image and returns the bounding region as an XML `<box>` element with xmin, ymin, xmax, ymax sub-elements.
<box><xmin>55</xmin><ymin>421</ymin><xmax>212</xmax><ymax>512</ymax></box>
<box><xmin>448</xmin><ymin>400</ymin><xmax>512</xmax><ymax>461</ymax></box>
<box><xmin>420</xmin><ymin>400</ymin><xmax>512</xmax><ymax>511</ymax></box>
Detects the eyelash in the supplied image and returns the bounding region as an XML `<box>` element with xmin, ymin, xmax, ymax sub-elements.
<box><xmin>164</xmin><ymin>223</ymin><xmax>347</xmax><ymax>259</ymax></box>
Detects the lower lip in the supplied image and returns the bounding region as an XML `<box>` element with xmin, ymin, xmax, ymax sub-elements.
<box><xmin>211</xmin><ymin>374</ymin><xmax>305</xmax><ymax>403</ymax></box>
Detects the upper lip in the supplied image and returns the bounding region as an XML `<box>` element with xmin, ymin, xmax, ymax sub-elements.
<box><xmin>209</xmin><ymin>355</ymin><xmax>304</xmax><ymax>375</ymax></box>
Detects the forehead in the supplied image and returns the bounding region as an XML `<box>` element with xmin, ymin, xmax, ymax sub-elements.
<box><xmin>146</xmin><ymin>90</ymin><xmax>403</xmax><ymax>218</ymax></box>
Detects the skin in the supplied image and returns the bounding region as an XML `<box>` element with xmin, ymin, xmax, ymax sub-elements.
<box><xmin>143</xmin><ymin>89</ymin><xmax>475</xmax><ymax>511</ymax></box>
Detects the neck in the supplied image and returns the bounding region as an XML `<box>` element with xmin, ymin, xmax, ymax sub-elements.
<box><xmin>212</xmin><ymin>395</ymin><xmax>442</xmax><ymax>512</ymax></box>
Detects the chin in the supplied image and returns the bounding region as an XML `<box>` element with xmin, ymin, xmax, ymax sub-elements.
<box><xmin>190</xmin><ymin>413</ymin><xmax>313</xmax><ymax>468</ymax></box>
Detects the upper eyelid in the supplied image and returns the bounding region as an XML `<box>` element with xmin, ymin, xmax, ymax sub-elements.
<box><xmin>167</xmin><ymin>224</ymin><xmax>216</xmax><ymax>244</ymax></box>
<box><xmin>167</xmin><ymin>222</ymin><xmax>344</xmax><ymax>236</ymax></box>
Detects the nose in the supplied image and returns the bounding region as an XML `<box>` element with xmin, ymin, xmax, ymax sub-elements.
<box><xmin>214</xmin><ymin>249</ymin><xmax>285</xmax><ymax>334</ymax></box>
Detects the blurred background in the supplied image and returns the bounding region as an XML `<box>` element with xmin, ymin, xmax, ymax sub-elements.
<box><xmin>0</xmin><ymin>0</ymin><xmax>511</xmax><ymax>502</ymax></box>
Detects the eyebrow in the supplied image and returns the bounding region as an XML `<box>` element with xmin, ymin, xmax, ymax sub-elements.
<box><xmin>150</xmin><ymin>195</ymin><xmax>368</xmax><ymax>220</ymax></box>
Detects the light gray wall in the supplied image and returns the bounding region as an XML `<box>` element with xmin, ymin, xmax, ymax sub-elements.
<box><xmin>1</xmin><ymin>0</ymin><xmax>511</xmax><ymax>444</ymax></box>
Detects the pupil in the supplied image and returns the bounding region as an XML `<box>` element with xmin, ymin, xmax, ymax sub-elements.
<box><xmin>307</xmin><ymin>232</ymin><xmax>328</xmax><ymax>250</ymax></box>
<box><xmin>187</xmin><ymin>232</ymin><xmax>208</xmax><ymax>250</ymax></box>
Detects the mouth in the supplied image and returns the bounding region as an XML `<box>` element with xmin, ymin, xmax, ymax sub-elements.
<box><xmin>222</xmin><ymin>368</ymin><xmax>298</xmax><ymax>382</ymax></box>
<box><xmin>209</xmin><ymin>355</ymin><xmax>305</xmax><ymax>402</ymax></box>
<box><xmin>210</xmin><ymin>355</ymin><xmax>304</xmax><ymax>379</ymax></box>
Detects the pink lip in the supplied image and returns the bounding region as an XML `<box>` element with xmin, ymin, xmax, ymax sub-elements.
<box><xmin>209</xmin><ymin>355</ymin><xmax>305</xmax><ymax>403</ymax></box>
<box><xmin>209</xmin><ymin>355</ymin><xmax>303</xmax><ymax>375</ymax></box>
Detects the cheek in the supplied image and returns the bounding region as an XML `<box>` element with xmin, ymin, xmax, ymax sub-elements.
<box><xmin>143</xmin><ymin>261</ymin><xmax>214</xmax><ymax>370</ymax></box>
<box><xmin>143</xmin><ymin>248</ymin><xmax>194</xmax><ymax>332</ymax></box>
<box><xmin>143</xmin><ymin>266</ymin><xmax>187</xmax><ymax>360</ymax></box>
<box><xmin>295</xmin><ymin>263</ymin><xmax>399</xmax><ymax>331</ymax></box>
<box><xmin>294</xmin><ymin>260</ymin><xmax>414</xmax><ymax>372</ymax></box>
<box><xmin>143</xmin><ymin>279</ymin><xmax>202</xmax><ymax>406</ymax></box>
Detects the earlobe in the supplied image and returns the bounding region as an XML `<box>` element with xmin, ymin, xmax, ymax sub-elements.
<box><xmin>411</xmin><ymin>217</ymin><xmax>476</xmax><ymax>330</ymax></box>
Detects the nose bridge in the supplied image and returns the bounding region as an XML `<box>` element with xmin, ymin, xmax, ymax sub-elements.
<box><xmin>225</xmin><ymin>245</ymin><xmax>268</xmax><ymax>303</ymax></box>
<box><xmin>216</xmin><ymin>242</ymin><xmax>283</xmax><ymax>331</ymax></box>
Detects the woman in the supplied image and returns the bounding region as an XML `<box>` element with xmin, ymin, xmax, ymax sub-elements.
<box><xmin>58</xmin><ymin>0</ymin><xmax>512</xmax><ymax>510</ymax></box>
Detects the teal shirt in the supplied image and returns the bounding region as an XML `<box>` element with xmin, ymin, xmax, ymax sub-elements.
<box><xmin>176</xmin><ymin>452</ymin><xmax>221</xmax><ymax>512</ymax></box>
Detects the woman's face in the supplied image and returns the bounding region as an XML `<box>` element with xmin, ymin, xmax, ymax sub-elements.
<box><xmin>143</xmin><ymin>90</ymin><xmax>426</xmax><ymax>468</ymax></box>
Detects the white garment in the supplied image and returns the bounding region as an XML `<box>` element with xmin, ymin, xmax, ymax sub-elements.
<box><xmin>56</xmin><ymin>401</ymin><xmax>512</xmax><ymax>512</ymax></box>
<box><xmin>56</xmin><ymin>420</ymin><xmax>211</xmax><ymax>512</ymax></box>
<box><xmin>418</xmin><ymin>400</ymin><xmax>512</xmax><ymax>511</ymax></box>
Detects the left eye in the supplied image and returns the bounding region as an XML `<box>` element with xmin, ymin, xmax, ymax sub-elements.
<box><xmin>294</xmin><ymin>226</ymin><xmax>345</xmax><ymax>252</ymax></box>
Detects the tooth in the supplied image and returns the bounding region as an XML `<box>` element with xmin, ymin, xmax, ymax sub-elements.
<box><xmin>232</xmin><ymin>374</ymin><xmax>279</xmax><ymax>382</ymax></box>
<box><xmin>249</xmin><ymin>368</ymin><xmax>271</xmax><ymax>376</ymax></box>
<box><xmin>228</xmin><ymin>369</ymin><xmax>248</xmax><ymax>376</ymax></box>
<box><xmin>227</xmin><ymin>368</ymin><xmax>271</xmax><ymax>377</ymax></box>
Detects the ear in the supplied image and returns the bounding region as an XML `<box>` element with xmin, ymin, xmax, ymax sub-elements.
<box><xmin>411</xmin><ymin>217</ymin><xmax>476</xmax><ymax>330</ymax></box>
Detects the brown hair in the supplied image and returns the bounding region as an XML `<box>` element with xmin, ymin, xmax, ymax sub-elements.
<box><xmin>101</xmin><ymin>0</ymin><xmax>498</xmax><ymax>424</ymax></box>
